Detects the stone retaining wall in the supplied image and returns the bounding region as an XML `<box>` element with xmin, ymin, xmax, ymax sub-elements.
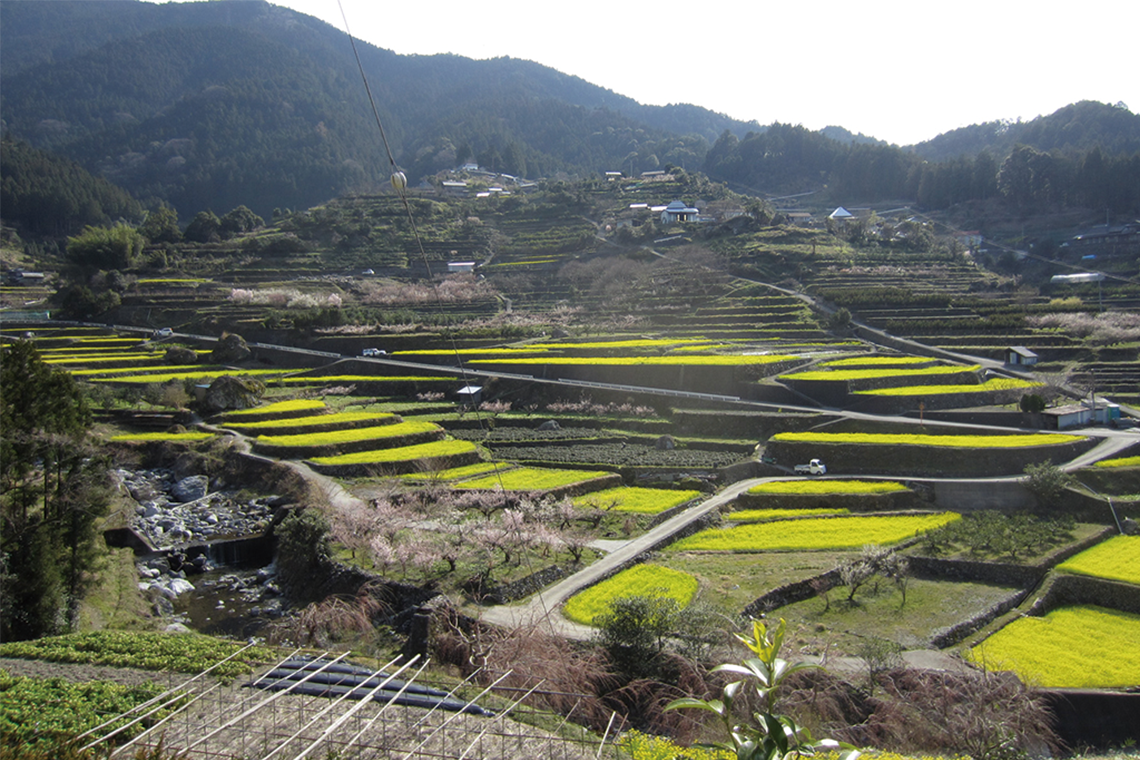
<box><xmin>1027</xmin><ymin>573</ymin><xmax>1140</xmax><ymax>617</ymax></box>
<box><xmin>765</xmin><ymin>437</ymin><xmax>1097</xmax><ymax>478</ymax></box>
<box><xmin>907</xmin><ymin>555</ymin><xmax>1045</xmax><ymax>587</ymax></box>
<box><xmin>742</xmin><ymin>569</ymin><xmax>841</xmax><ymax>618</ymax></box>
<box><xmin>479</xmin><ymin>564</ymin><xmax>573</xmax><ymax>605</ymax></box>
<box><xmin>928</xmin><ymin>588</ymin><xmax>1030</xmax><ymax>648</ymax></box>
<box><xmin>733</xmin><ymin>489</ymin><xmax>924</xmax><ymax>513</ymax></box>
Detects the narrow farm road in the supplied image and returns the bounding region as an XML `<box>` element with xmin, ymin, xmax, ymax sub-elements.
<box><xmin>476</xmin><ymin>478</ymin><xmax>763</xmax><ymax>640</ymax></box>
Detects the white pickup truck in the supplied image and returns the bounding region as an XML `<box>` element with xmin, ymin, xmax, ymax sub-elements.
<box><xmin>794</xmin><ymin>459</ymin><xmax>827</xmax><ymax>475</ymax></box>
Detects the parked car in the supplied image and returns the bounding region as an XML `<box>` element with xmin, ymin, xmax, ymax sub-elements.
<box><xmin>152</xmin><ymin>327</ymin><xmax>173</xmax><ymax>338</ymax></box>
<box><xmin>794</xmin><ymin>459</ymin><xmax>827</xmax><ymax>475</ymax></box>
<box><xmin>361</xmin><ymin>348</ymin><xmax>386</xmax><ymax>357</ymax></box>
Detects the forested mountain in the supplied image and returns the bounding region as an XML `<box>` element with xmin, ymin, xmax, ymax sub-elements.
<box><xmin>0</xmin><ymin>136</ymin><xmax>142</xmax><ymax>237</ymax></box>
<box><xmin>0</xmin><ymin>0</ymin><xmax>757</xmax><ymax>221</ymax></box>
<box><xmin>2</xmin><ymin>1</ymin><xmax>1138</xmax><ymax>225</ymax></box>
<box><xmin>912</xmin><ymin>101</ymin><xmax>1140</xmax><ymax>162</ymax></box>
<box><xmin>703</xmin><ymin>122</ymin><xmax>1140</xmax><ymax>215</ymax></box>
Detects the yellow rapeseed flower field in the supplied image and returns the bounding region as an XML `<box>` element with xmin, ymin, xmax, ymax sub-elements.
<box><xmin>456</xmin><ymin>467</ymin><xmax>611</xmax><ymax>491</ymax></box>
<box><xmin>1056</xmin><ymin>535</ymin><xmax>1140</xmax><ymax>585</ymax></box>
<box><xmin>672</xmin><ymin>513</ymin><xmax>960</xmax><ymax>551</ymax></box>
<box><xmin>747</xmin><ymin>480</ymin><xmax>907</xmax><ymax>495</ymax></box>
<box><xmin>309</xmin><ymin>440</ymin><xmax>477</xmax><ymax>465</ymax></box>
<box><xmin>573</xmin><ymin>487</ymin><xmax>702</xmax><ymax>514</ymax></box>
<box><xmin>562</xmin><ymin>564</ymin><xmax>698</xmax><ymax>625</ymax></box>
<box><xmin>855</xmin><ymin>378</ymin><xmax>1043</xmax><ymax>396</ymax></box>
<box><xmin>770</xmin><ymin>431</ymin><xmax>1080</xmax><ymax>447</ymax></box>
<box><xmin>970</xmin><ymin>605</ymin><xmax>1140</xmax><ymax>687</ymax></box>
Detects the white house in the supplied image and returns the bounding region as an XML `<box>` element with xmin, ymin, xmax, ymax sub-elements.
<box><xmin>660</xmin><ymin>200</ymin><xmax>698</xmax><ymax>224</ymax></box>
<box><xmin>448</xmin><ymin>261</ymin><xmax>476</xmax><ymax>274</ymax></box>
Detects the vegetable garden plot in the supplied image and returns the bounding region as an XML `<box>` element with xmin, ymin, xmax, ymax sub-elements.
<box><xmin>672</xmin><ymin>513</ymin><xmax>960</xmax><ymax>552</ymax></box>
<box><xmin>970</xmin><ymin>605</ymin><xmax>1140</xmax><ymax>688</ymax></box>
<box><xmin>1056</xmin><ymin>535</ymin><xmax>1140</xmax><ymax>585</ymax></box>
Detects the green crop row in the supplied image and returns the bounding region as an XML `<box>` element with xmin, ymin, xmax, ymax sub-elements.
<box><xmin>855</xmin><ymin>378</ymin><xmax>1043</xmax><ymax>396</ymax></box>
<box><xmin>257</xmin><ymin>419</ymin><xmax>439</xmax><ymax>448</ymax></box>
<box><xmin>456</xmin><ymin>466</ymin><xmax>612</xmax><ymax>491</ymax></box>
<box><xmin>0</xmin><ymin>672</ymin><xmax>170</xmax><ymax>749</ymax></box>
<box><xmin>780</xmin><ymin>365</ymin><xmax>980</xmax><ymax>382</ymax></box>
<box><xmin>1056</xmin><ymin>536</ymin><xmax>1140</xmax><ymax>585</ymax></box>
<box><xmin>969</xmin><ymin>605</ymin><xmax>1140</xmax><ymax>688</ymax></box>
<box><xmin>109</xmin><ymin>431</ymin><xmax>215</xmax><ymax>442</ymax></box>
<box><xmin>562</xmin><ymin>564</ymin><xmax>698</xmax><ymax>626</ymax></box>
<box><xmin>747</xmin><ymin>480</ymin><xmax>908</xmax><ymax>495</ymax></box>
<box><xmin>672</xmin><ymin>513</ymin><xmax>960</xmax><ymax>552</ymax></box>
<box><xmin>0</xmin><ymin>631</ymin><xmax>276</xmax><ymax>677</ymax></box>
<box><xmin>573</xmin><ymin>487</ymin><xmax>702</xmax><ymax>514</ymax></box>
<box><xmin>771</xmin><ymin>431</ymin><xmax>1081</xmax><ymax>448</ymax></box>
<box><xmin>309</xmin><ymin>439</ymin><xmax>478</xmax><ymax>465</ymax></box>
<box><xmin>727</xmin><ymin>507</ymin><xmax>849</xmax><ymax>522</ymax></box>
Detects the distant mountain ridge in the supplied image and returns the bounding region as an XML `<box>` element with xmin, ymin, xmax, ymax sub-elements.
<box><xmin>911</xmin><ymin>101</ymin><xmax>1140</xmax><ymax>161</ymax></box>
<box><xmin>2</xmin><ymin>1</ymin><xmax>1137</xmax><ymax>222</ymax></box>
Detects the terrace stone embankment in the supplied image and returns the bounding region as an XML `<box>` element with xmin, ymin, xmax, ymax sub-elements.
<box><xmin>732</xmin><ymin>489</ymin><xmax>924</xmax><ymax>513</ymax></box>
<box><xmin>765</xmin><ymin>436</ymin><xmax>1097</xmax><ymax>478</ymax></box>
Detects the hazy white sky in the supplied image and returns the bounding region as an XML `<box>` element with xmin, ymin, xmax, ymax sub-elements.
<box><xmin>177</xmin><ymin>0</ymin><xmax>1137</xmax><ymax>146</ymax></box>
